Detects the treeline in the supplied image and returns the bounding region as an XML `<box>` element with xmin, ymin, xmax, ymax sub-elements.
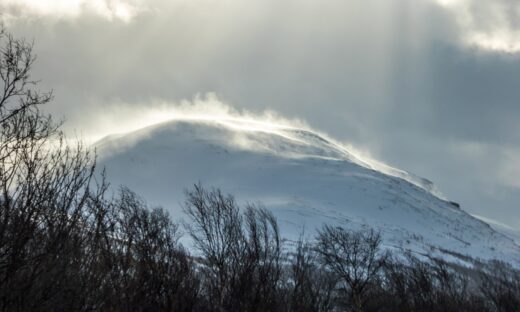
<box><xmin>1</xmin><ymin>27</ymin><xmax>520</xmax><ymax>312</ymax></box>
<box><xmin>2</xmin><ymin>181</ymin><xmax>520</xmax><ymax>312</ymax></box>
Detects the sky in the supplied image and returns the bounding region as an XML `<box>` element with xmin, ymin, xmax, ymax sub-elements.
<box><xmin>1</xmin><ymin>0</ymin><xmax>519</xmax><ymax>229</ymax></box>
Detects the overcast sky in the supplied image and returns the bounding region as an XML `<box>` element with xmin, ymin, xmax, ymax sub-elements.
<box><xmin>2</xmin><ymin>0</ymin><xmax>520</xmax><ymax>229</ymax></box>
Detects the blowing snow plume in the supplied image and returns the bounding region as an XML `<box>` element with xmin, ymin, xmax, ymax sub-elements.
<box><xmin>92</xmin><ymin>94</ymin><xmax>442</xmax><ymax>198</ymax></box>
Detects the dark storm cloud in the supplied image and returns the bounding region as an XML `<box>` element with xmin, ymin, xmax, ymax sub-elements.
<box><xmin>2</xmin><ymin>0</ymin><xmax>520</xmax><ymax>228</ymax></box>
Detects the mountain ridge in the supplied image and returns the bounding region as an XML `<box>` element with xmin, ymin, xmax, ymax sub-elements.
<box><xmin>95</xmin><ymin>118</ymin><xmax>520</xmax><ymax>266</ymax></box>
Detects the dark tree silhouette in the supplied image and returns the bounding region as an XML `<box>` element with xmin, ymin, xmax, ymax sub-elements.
<box><xmin>479</xmin><ymin>260</ymin><xmax>520</xmax><ymax>312</ymax></box>
<box><xmin>0</xmin><ymin>27</ymin><xmax>197</xmax><ymax>312</ymax></box>
<box><xmin>288</xmin><ymin>237</ymin><xmax>336</xmax><ymax>312</ymax></box>
<box><xmin>315</xmin><ymin>226</ymin><xmax>388</xmax><ymax>312</ymax></box>
<box><xmin>183</xmin><ymin>184</ymin><xmax>285</xmax><ymax>312</ymax></box>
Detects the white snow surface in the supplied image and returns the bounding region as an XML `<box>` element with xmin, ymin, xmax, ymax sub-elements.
<box><xmin>95</xmin><ymin>118</ymin><xmax>520</xmax><ymax>266</ymax></box>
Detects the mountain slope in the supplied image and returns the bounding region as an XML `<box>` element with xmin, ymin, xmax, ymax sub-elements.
<box><xmin>95</xmin><ymin>118</ymin><xmax>520</xmax><ymax>266</ymax></box>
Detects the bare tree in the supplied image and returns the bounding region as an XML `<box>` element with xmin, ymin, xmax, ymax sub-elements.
<box><xmin>183</xmin><ymin>184</ymin><xmax>286</xmax><ymax>312</ymax></box>
<box><xmin>288</xmin><ymin>237</ymin><xmax>336</xmax><ymax>312</ymax></box>
<box><xmin>315</xmin><ymin>226</ymin><xmax>387</xmax><ymax>312</ymax></box>
<box><xmin>241</xmin><ymin>205</ymin><xmax>284</xmax><ymax>311</ymax></box>
<box><xmin>0</xmin><ymin>27</ymin><xmax>198</xmax><ymax>312</ymax></box>
<box><xmin>0</xmin><ymin>25</ymin><xmax>95</xmax><ymax>311</ymax></box>
<box><xmin>183</xmin><ymin>184</ymin><xmax>244</xmax><ymax>312</ymax></box>
<box><xmin>95</xmin><ymin>187</ymin><xmax>199</xmax><ymax>312</ymax></box>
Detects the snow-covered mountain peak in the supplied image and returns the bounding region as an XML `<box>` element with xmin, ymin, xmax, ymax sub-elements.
<box><xmin>97</xmin><ymin>118</ymin><xmax>440</xmax><ymax>196</ymax></box>
<box><xmin>95</xmin><ymin>117</ymin><xmax>520</xmax><ymax>266</ymax></box>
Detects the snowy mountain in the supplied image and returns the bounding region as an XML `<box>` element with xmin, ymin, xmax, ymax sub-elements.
<box><xmin>95</xmin><ymin>118</ymin><xmax>520</xmax><ymax>266</ymax></box>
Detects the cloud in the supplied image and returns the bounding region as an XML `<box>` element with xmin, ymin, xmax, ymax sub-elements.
<box><xmin>498</xmin><ymin>147</ymin><xmax>520</xmax><ymax>190</ymax></box>
<box><xmin>0</xmin><ymin>0</ymin><xmax>145</xmax><ymax>22</ymax></box>
<box><xmin>434</xmin><ymin>0</ymin><xmax>520</xmax><ymax>53</ymax></box>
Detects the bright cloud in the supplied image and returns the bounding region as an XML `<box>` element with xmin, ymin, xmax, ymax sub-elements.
<box><xmin>434</xmin><ymin>0</ymin><xmax>520</xmax><ymax>53</ymax></box>
<box><xmin>0</xmin><ymin>0</ymin><xmax>144</xmax><ymax>22</ymax></box>
<box><xmin>498</xmin><ymin>148</ymin><xmax>520</xmax><ymax>190</ymax></box>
